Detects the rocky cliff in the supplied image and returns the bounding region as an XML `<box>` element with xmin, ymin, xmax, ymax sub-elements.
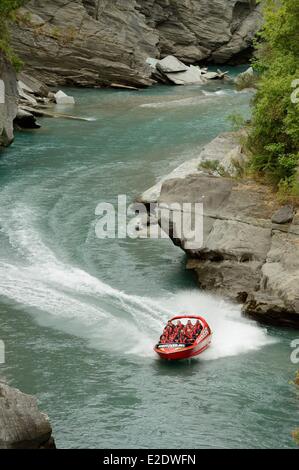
<box><xmin>0</xmin><ymin>382</ymin><xmax>55</xmax><ymax>448</ymax></box>
<box><xmin>11</xmin><ymin>0</ymin><xmax>261</xmax><ymax>87</ymax></box>
<box><xmin>139</xmin><ymin>132</ymin><xmax>299</xmax><ymax>328</ymax></box>
<box><xmin>0</xmin><ymin>55</ymin><xmax>18</xmax><ymax>147</ymax></box>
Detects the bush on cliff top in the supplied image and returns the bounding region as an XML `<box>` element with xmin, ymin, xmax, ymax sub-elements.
<box><xmin>248</xmin><ymin>0</ymin><xmax>299</xmax><ymax>198</ymax></box>
<box><xmin>0</xmin><ymin>0</ymin><xmax>26</xmax><ymax>70</ymax></box>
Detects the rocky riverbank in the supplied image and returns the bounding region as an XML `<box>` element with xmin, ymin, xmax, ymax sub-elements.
<box><xmin>0</xmin><ymin>382</ymin><xmax>55</xmax><ymax>449</ymax></box>
<box><xmin>0</xmin><ymin>52</ymin><xmax>84</xmax><ymax>147</ymax></box>
<box><xmin>11</xmin><ymin>0</ymin><xmax>262</xmax><ymax>88</ymax></box>
<box><xmin>139</xmin><ymin>132</ymin><xmax>299</xmax><ymax>328</ymax></box>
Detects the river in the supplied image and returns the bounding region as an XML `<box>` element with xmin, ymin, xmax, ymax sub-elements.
<box><xmin>0</xmin><ymin>70</ymin><xmax>298</xmax><ymax>448</ymax></box>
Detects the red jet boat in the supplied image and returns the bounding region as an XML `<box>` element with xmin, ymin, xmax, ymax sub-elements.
<box><xmin>154</xmin><ymin>315</ymin><xmax>212</xmax><ymax>361</ymax></box>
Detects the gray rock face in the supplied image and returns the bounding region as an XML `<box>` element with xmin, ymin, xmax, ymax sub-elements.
<box><xmin>141</xmin><ymin>132</ymin><xmax>299</xmax><ymax>327</ymax></box>
<box><xmin>271</xmin><ymin>205</ymin><xmax>294</xmax><ymax>225</ymax></box>
<box><xmin>17</xmin><ymin>72</ymin><xmax>50</xmax><ymax>97</ymax></box>
<box><xmin>11</xmin><ymin>0</ymin><xmax>262</xmax><ymax>87</ymax></box>
<box><xmin>139</xmin><ymin>0</ymin><xmax>262</xmax><ymax>64</ymax></box>
<box><xmin>0</xmin><ymin>55</ymin><xmax>18</xmax><ymax>147</ymax></box>
<box><xmin>0</xmin><ymin>382</ymin><xmax>55</xmax><ymax>449</ymax></box>
<box><xmin>12</xmin><ymin>1</ymin><xmax>158</xmax><ymax>88</ymax></box>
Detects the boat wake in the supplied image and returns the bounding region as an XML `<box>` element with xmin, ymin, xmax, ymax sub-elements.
<box><xmin>0</xmin><ymin>201</ymin><xmax>276</xmax><ymax>360</ymax></box>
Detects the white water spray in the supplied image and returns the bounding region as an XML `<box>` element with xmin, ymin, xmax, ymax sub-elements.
<box><xmin>0</xmin><ymin>196</ymin><xmax>276</xmax><ymax>360</ymax></box>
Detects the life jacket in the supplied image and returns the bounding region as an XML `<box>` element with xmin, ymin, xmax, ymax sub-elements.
<box><xmin>184</xmin><ymin>326</ymin><xmax>193</xmax><ymax>339</ymax></box>
<box><xmin>169</xmin><ymin>329</ymin><xmax>177</xmax><ymax>342</ymax></box>
<box><xmin>178</xmin><ymin>332</ymin><xmax>185</xmax><ymax>343</ymax></box>
<box><xmin>193</xmin><ymin>322</ymin><xmax>201</xmax><ymax>335</ymax></box>
<box><xmin>163</xmin><ymin>324</ymin><xmax>171</xmax><ymax>336</ymax></box>
<box><xmin>172</xmin><ymin>326</ymin><xmax>178</xmax><ymax>338</ymax></box>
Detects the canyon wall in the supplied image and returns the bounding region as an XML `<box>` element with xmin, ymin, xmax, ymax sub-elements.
<box><xmin>11</xmin><ymin>0</ymin><xmax>261</xmax><ymax>87</ymax></box>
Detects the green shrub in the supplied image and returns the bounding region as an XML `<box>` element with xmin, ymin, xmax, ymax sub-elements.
<box><xmin>0</xmin><ymin>0</ymin><xmax>27</xmax><ymax>69</ymax></box>
<box><xmin>235</xmin><ymin>71</ymin><xmax>258</xmax><ymax>91</ymax></box>
<box><xmin>248</xmin><ymin>0</ymin><xmax>299</xmax><ymax>195</ymax></box>
<box><xmin>199</xmin><ymin>159</ymin><xmax>228</xmax><ymax>177</ymax></box>
<box><xmin>226</xmin><ymin>113</ymin><xmax>247</xmax><ymax>132</ymax></box>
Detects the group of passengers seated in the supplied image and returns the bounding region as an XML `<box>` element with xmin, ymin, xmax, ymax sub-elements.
<box><xmin>159</xmin><ymin>319</ymin><xmax>202</xmax><ymax>345</ymax></box>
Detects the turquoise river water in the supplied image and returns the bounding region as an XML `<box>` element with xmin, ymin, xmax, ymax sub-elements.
<box><xmin>0</xmin><ymin>71</ymin><xmax>298</xmax><ymax>448</ymax></box>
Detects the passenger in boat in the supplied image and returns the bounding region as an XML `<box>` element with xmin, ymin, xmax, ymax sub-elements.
<box><xmin>193</xmin><ymin>320</ymin><xmax>202</xmax><ymax>336</ymax></box>
<box><xmin>183</xmin><ymin>322</ymin><xmax>195</xmax><ymax>345</ymax></box>
<box><xmin>163</xmin><ymin>321</ymin><xmax>174</xmax><ymax>339</ymax></box>
<box><xmin>163</xmin><ymin>329</ymin><xmax>170</xmax><ymax>343</ymax></box>
<box><xmin>175</xmin><ymin>320</ymin><xmax>185</xmax><ymax>343</ymax></box>
<box><xmin>172</xmin><ymin>321</ymin><xmax>183</xmax><ymax>341</ymax></box>
<box><xmin>177</xmin><ymin>330</ymin><xmax>186</xmax><ymax>344</ymax></box>
<box><xmin>160</xmin><ymin>335</ymin><xmax>167</xmax><ymax>344</ymax></box>
<box><xmin>184</xmin><ymin>320</ymin><xmax>193</xmax><ymax>338</ymax></box>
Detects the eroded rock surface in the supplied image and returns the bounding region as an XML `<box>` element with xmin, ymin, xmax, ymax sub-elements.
<box><xmin>11</xmin><ymin>0</ymin><xmax>262</xmax><ymax>87</ymax></box>
<box><xmin>140</xmin><ymin>132</ymin><xmax>299</xmax><ymax>327</ymax></box>
<box><xmin>0</xmin><ymin>382</ymin><xmax>55</xmax><ymax>449</ymax></box>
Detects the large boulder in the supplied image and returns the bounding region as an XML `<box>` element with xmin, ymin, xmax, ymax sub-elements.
<box><xmin>11</xmin><ymin>1</ymin><xmax>262</xmax><ymax>87</ymax></box>
<box><xmin>54</xmin><ymin>90</ymin><xmax>75</xmax><ymax>105</ymax></box>
<box><xmin>164</xmin><ymin>65</ymin><xmax>206</xmax><ymax>85</ymax></box>
<box><xmin>271</xmin><ymin>205</ymin><xmax>295</xmax><ymax>225</ymax></box>
<box><xmin>0</xmin><ymin>382</ymin><xmax>55</xmax><ymax>449</ymax></box>
<box><xmin>156</xmin><ymin>55</ymin><xmax>188</xmax><ymax>73</ymax></box>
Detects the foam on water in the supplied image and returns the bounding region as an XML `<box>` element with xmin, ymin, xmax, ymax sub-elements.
<box><xmin>0</xmin><ymin>198</ymin><xmax>276</xmax><ymax>360</ymax></box>
<box><xmin>138</xmin><ymin>90</ymin><xmax>234</xmax><ymax>109</ymax></box>
<box><xmin>165</xmin><ymin>290</ymin><xmax>276</xmax><ymax>360</ymax></box>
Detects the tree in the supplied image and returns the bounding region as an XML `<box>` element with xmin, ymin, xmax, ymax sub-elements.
<box><xmin>248</xmin><ymin>0</ymin><xmax>299</xmax><ymax>197</ymax></box>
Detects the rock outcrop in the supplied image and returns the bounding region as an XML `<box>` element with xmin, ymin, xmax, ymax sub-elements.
<box><xmin>11</xmin><ymin>1</ymin><xmax>158</xmax><ymax>88</ymax></box>
<box><xmin>0</xmin><ymin>55</ymin><xmax>18</xmax><ymax>147</ymax></box>
<box><xmin>11</xmin><ymin>0</ymin><xmax>262</xmax><ymax>87</ymax></box>
<box><xmin>139</xmin><ymin>0</ymin><xmax>261</xmax><ymax>64</ymax></box>
<box><xmin>0</xmin><ymin>382</ymin><xmax>55</xmax><ymax>449</ymax></box>
<box><xmin>140</xmin><ymin>132</ymin><xmax>299</xmax><ymax>328</ymax></box>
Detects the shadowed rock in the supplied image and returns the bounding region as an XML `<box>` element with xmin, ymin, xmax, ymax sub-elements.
<box><xmin>14</xmin><ymin>108</ymin><xmax>41</xmax><ymax>129</ymax></box>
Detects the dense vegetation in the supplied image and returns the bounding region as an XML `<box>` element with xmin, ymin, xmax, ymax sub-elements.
<box><xmin>248</xmin><ymin>0</ymin><xmax>299</xmax><ymax>198</ymax></box>
<box><xmin>0</xmin><ymin>0</ymin><xmax>26</xmax><ymax>69</ymax></box>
